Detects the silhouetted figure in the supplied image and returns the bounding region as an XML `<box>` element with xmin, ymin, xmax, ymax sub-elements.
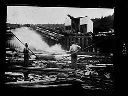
<box><xmin>69</xmin><ymin>41</ymin><xmax>81</xmax><ymax>69</ymax></box>
<box><xmin>24</xmin><ymin>43</ymin><xmax>29</xmax><ymax>66</ymax></box>
<box><xmin>23</xmin><ymin>43</ymin><xmax>29</xmax><ymax>81</ymax></box>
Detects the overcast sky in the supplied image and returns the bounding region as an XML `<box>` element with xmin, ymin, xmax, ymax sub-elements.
<box><xmin>7</xmin><ymin>6</ymin><xmax>114</xmax><ymax>24</ymax></box>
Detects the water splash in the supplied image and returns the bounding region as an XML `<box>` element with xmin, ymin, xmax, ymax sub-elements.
<box><xmin>9</xmin><ymin>27</ymin><xmax>66</xmax><ymax>54</ymax></box>
<box><xmin>47</xmin><ymin>44</ymin><xmax>66</xmax><ymax>54</ymax></box>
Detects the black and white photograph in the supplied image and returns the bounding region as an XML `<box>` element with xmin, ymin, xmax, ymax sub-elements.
<box><xmin>3</xmin><ymin>3</ymin><xmax>126</xmax><ymax>95</ymax></box>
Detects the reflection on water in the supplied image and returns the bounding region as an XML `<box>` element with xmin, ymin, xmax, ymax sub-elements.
<box><xmin>5</xmin><ymin>69</ymin><xmax>114</xmax><ymax>91</ymax></box>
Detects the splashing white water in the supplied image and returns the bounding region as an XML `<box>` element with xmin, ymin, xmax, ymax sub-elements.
<box><xmin>9</xmin><ymin>27</ymin><xmax>66</xmax><ymax>54</ymax></box>
<box><xmin>47</xmin><ymin>44</ymin><xmax>66</xmax><ymax>54</ymax></box>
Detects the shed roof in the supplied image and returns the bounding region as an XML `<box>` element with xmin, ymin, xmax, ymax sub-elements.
<box><xmin>64</xmin><ymin>16</ymin><xmax>93</xmax><ymax>26</ymax></box>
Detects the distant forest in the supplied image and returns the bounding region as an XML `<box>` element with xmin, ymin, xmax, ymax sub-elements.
<box><xmin>92</xmin><ymin>14</ymin><xmax>114</xmax><ymax>34</ymax></box>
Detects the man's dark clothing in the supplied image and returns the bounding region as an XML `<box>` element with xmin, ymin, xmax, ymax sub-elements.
<box><xmin>23</xmin><ymin>48</ymin><xmax>29</xmax><ymax>67</ymax></box>
<box><xmin>71</xmin><ymin>53</ymin><xmax>77</xmax><ymax>69</ymax></box>
<box><xmin>23</xmin><ymin>47</ymin><xmax>29</xmax><ymax>80</ymax></box>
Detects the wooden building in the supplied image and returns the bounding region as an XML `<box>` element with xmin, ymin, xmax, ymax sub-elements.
<box><xmin>64</xmin><ymin>15</ymin><xmax>93</xmax><ymax>52</ymax></box>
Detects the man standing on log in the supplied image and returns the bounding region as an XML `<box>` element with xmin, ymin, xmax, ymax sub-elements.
<box><xmin>69</xmin><ymin>41</ymin><xmax>81</xmax><ymax>69</ymax></box>
<box><xmin>23</xmin><ymin>43</ymin><xmax>29</xmax><ymax>81</ymax></box>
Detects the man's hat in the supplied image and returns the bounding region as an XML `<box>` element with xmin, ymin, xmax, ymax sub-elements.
<box><xmin>25</xmin><ymin>43</ymin><xmax>28</xmax><ymax>47</ymax></box>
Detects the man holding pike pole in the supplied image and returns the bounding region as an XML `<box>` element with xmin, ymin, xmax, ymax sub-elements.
<box><xmin>23</xmin><ymin>43</ymin><xmax>29</xmax><ymax>81</ymax></box>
